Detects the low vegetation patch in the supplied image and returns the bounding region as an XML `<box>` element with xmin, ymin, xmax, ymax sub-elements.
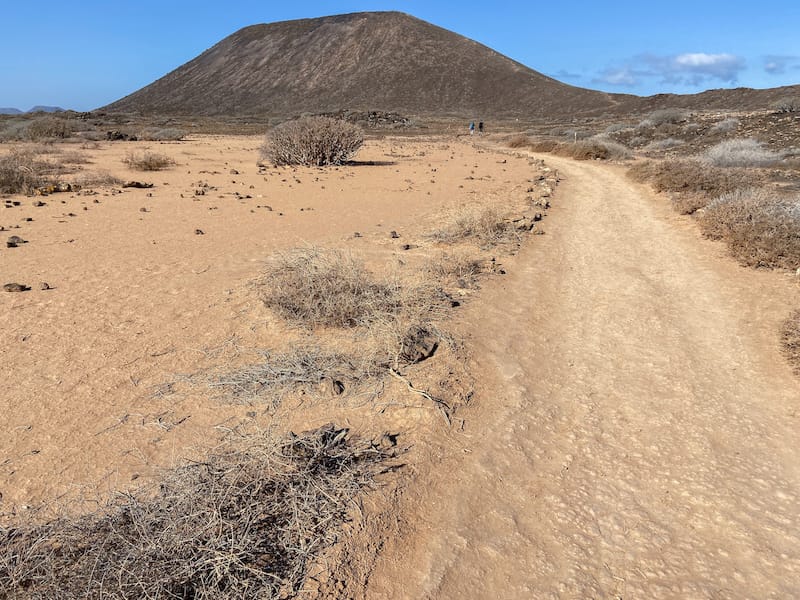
<box><xmin>710</xmin><ymin>117</ymin><xmax>739</xmax><ymax>134</ymax></box>
<box><xmin>122</xmin><ymin>150</ymin><xmax>176</xmax><ymax>171</ymax></box>
<box><xmin>640</xmin><ymin>108</ymin><xmax>689</xmax><ymax>127</ymax></box>
<box><xmin>781</xmin><ymin>310</ymin><xmax>800</xmax><ymax>373</ymax></box>
<box><xmin>25</xmin><ymin>116</ymin><xmax>75</xmax><ymax>141</ymax></box>
<box><xmin>429</xmin><ymin>204</ymin><xmax>519</xmax><ymax>246</ymax></box>
<box><xmin>255</xmin><ymin>247</ymin><xmax>440</xmax><ymax>328</ymax></box>
<box><xmin>138</xmin><ymin>127</ymin><xmax>185</xmax><ymax>141</ymax></box>
<box><xmin>0</xmin><ymin>425</ymin><xmax>392</xmax><ymax>599</ymax></box>
<box><xmin>261</xmin><ymin>116</ymin><xmax>364</xmax><ymax>166</ymax></box>
<box><xmin>0</xmin><ymin>150</ymin><xmax>60</xmax><ymax>194</ymax></box>
<box><xmin>628</xmin><ymin>159</ymin><xmax>759</xmax><ymax>213</ymax></box>
<box><xmin>703</xmin><ymin>138</ymin><xmax>782</xmax><ymax>168</ymax></box>
<box><xmin>520</xmin><ymin>137</ymin><xmax>630</xmax><ymax>161</ymax></box>
<box><xmin>699</xmin><ymin>188</ymin><xmax>800</xmax><ymax>269</ymax></box>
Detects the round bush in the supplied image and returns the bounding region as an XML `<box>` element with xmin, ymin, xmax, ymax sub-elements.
<box><xmin>261</xmin><ymin>116</ymin><xmax>364</xmax><ymax>166</ymax></box>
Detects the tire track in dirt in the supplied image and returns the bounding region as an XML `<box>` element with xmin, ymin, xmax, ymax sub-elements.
<box><xmin>368</xmin><ymin>154</ymin><xmax>800</xmax><ymax>599</ymax></box>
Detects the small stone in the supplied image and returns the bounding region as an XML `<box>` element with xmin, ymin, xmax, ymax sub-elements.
<box><xmin>39</xmin><ymin>282</ymin><xmax>51</xmax><ymax>290</ymax></box>
<box><xmin>3</xmin><ymin>283</ymin><xmax>30</xmax><ymax>292</ymax></box>
<box><xmin>390</xmin><ymin>230</ymin><xmax>400</xmax><ymax>239</ymax></box>
<box><xmin>195</xmin><ymin>229</ymin><xmax>205</xmax><ymax>235</ymax></box>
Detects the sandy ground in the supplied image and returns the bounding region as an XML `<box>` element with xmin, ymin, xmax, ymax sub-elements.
<box><xmin>0</xmin><ymin>135</ymin><xmax>541</xmax><ymax>514</ymax></box>
<box><xmin>4</xmin><ymin>133</ymin><xmax>800</xmax><ymax>598</ymax></box>
<box><xmin>367</xmin><ymin>151</ymin><xmax>800</xmax><ymax>598</ymax></box>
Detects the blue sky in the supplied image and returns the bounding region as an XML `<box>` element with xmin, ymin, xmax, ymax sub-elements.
<box><xmin>1</xmin><ymin>1</ymin><xmax>798</xmax><ymax>111</ymax></box>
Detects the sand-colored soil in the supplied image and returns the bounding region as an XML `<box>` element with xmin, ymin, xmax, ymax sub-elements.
<box><xmin>4</xmin><ymin>134</ymin><xmax>800</xmax><ymax>598</ymax></box>
<box><xmin>367</xmin><ymin>151</ymin><xmax>800</xmax><ymax>598</ymax></box>
<box><xmin>0</xmin><ymin>135</ymin><xmax>540</xmax><ymax>514</ymax></box>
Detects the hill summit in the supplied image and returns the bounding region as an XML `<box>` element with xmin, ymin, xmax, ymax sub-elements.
<box><xmin>104</xmin><ymin>11</ymin><xmax>623</xmax><ymax>118</ymax></box>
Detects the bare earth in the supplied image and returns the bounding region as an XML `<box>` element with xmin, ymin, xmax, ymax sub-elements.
<box><xmin>0</xmin><ymin>136</ymin><xmax>538</xmax><ymax>512</ymax></box>
<box><xmin>3</xmin><ymin>135</ymin><xmax>800</xmax><ymax>598</ymax></box>
<box><xmin>368</xmin><ymin>152</ymin><xmax>800</xmax><ymax>598</ymax></box>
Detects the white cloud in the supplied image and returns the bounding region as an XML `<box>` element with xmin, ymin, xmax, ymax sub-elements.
<box><xmin>592</xmin><ymin>67</ymin><xmax>640</xmax><ymax>87</ymax></box>
<box><xmin>593</xmin><ymin>52</ymin><xmax>746</xmax><ymax>90</ymax></box>
<box><xmin>763</xmin><ymin>55</ymin><xmax>800</xmax><ymax>74</ymax></box>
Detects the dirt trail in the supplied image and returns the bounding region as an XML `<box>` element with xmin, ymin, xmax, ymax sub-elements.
<box><xmin>368</xmin><ymin>154</ymin><xmax>800</xmax><ymax>598</ymax></box>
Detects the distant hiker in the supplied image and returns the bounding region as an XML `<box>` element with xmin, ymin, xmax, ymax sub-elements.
<box><xmin>478</xmin><ymin>121</ymin><xmax>484</xmax><ymax>134</ymax></box>
<box><xmin>469</xmin><ymin>121</ymin><xmax>475</xmax><ymax>135</ymax></box>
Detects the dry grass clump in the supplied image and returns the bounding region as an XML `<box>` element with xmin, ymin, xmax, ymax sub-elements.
<box><xmin>25</xmin><ymin>116</ymin><xmax>75</xmax><ymax>140</ymax></box>
<box><xmin>0</xmin><ymin>150</ymin><xmax>60</xmax><ymax>194</ymax></box>
<box><xmin>525</xmin><ymin>137</ymin><xmax>630</xmax><ymax>161</ymax></box>
<box><xmin>212</xmin><ymin>346</ymin><xmax>377</xmax><ymax>405</ymax></box>
<box><xmin>0</xmin><ymin>424</ymin><xmax>392</xmax><ymax>599</ymax></box>
<box><xmin>642</xmin><ymin>138</ymin><xmax>684</xmax><ymax>152</ymax></box>
<box><xmin>429</xmin><ymin>204</ymin><xmax>518</xmax><ymax>246</ymax></box>
<box><xmin>122</xmin><ymin>150</ymin><xmax>176</xmax><ymax>171</ymax></box>
<box><xmin>427</xmin><ymin>251</ymin><xmax>484</xmax><ymax>283</ymax></box>
<box><xmin>772</xmin><ymin>97</ymin><xmax>799</xmax><ymax>113</ymax></box>
<box><xmin>781</xmin><ymin>310</ymin><xmax>800</xmax><ymax>373</ymax></box>
<box><xmin>72</xmin><ymin>170</ymin><xmax>123</xmax><ymax>188</ymax></box>
<box><xmin>639</xmin><ymin>108</ymin><xmax>688</xmax><ymax>127</ymax></box>
<box><xmin>138</xmin><ymin>127</ymin><xmax>185</xmax><ymax>141</ymax></box>
<box><xmin>628</xmin><ymin>159</ymin><xmax>759</xmax><ymax>213</ymax></box>
<box><xmin>261</xmin><ymin>116</ymin><xmax>363</xmax><ymax>166</ymax></box>
<box><xmin>506</xmin><ymin>134</ymin><xmax>531</xmax><ymax>148</ymax></box>
<box><xmin>256</xmin><ymin>247</ymin><xmax>406</xmax><ymax>328</ymax></box>
<box><xmin>703</xmin><ymin>138</ymin><xmax>783</xmax><ymax>168</ymax></box>
<box><xmin>710</xmin><ymin>117</ymin><xmax>739</xmax><ymax>134</ymax></box>
<box><xmin>699</xmin><ymin>188</ymin><xmax>800</xmax><ymax>269</ymax></box>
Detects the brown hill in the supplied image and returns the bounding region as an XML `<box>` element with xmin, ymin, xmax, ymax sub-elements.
<box><xmin>103</xmin><ymin>11</ymin><xmax>626</xmax><ymax>119</ymax></box>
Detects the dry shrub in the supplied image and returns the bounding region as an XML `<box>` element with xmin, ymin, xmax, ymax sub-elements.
<box><xmin>642</xmin><ymin>138</ymin><xmax>684</xmax><ymax>152</ymax></box>
<box><xmin>0</xmin><ymin>150</ymin><xmax>59</xmax><ymax>194</ymax></box>
<box><xmin>211</xmin><ymin>346</ymin><xmax>378</xmax><ymax>406</ymax></box>
<box><xmin>506</xmin><ymin>134</ymin><xmax>530</xmax><ymax>148</ymax></box>
<box><xmin>710</xmin><ymin>117</ymin><xmax>739</xmax><ymax>134</ymax></box>
<box><xmin>73</xmin><ymin>170</ymin><xmax>122</xmax><ymax>188</ymax></box>
<box><xmin>256</xmin><ymin>247</ymin><xmax>405</xmax><ymax>328</ymax></box>
<box><xmin>0</xmin><ymin>425</ymin><xmax>393</xmax><ymax>599</ymax></box>
<box><xmin>703</xmin><ymin>138</ymin><xmax>782</xmax><ymax>168</ymax></box>
<box><xmin>525</xmin><ymin>137</ymin><xmax>630</xmax><ymax>160</ymax></box>
<box><xmin>427</xmin><ymin>251</ymin><xmax>484</xmax><ymax>282</ymax></box>
<box><xmin>123</xmin><ymin>150</ymin><xmax>176</xmax><ymax>171</ymax></box>
<box><xmin>640</xmin><ymin>108</ymin><xmax>688</xmax><ymax>127</ymax></box>
<box><xmin>261</xmin><ymin>116</ymin><xmax>363</xmax><ymax>166</ymax></box>
<box><xmin>781</xmin><ymin>310</ymin><xmax>800</xmax><ymax>373</ymax></box>
<box><xmin>138</xmin><ymin>127</ymin><xmax>185</xmax><ymax>141</ymax></box>
<box><xmin>429</xmin><ymin>204</ymin><xmax>517</xmax><ymax>246</ymax></box>
<box><xmin>628</xmin><ymin>159</ymin><xmax>759</xmax><ymax>210</ymax></box>
<box><xmin>26</xmin><ymin>116</ymin><xmax>74</xmax><ymax>140</ymax></box>
<box><xmin>772</xmin><ymin>97</ymin><xmax>799</xmax><ymax>113</ymax></box>
<box><xmin>699</xmin><ymin>188</ymin><xmax>800</xmax><ymax>269</ymax></box>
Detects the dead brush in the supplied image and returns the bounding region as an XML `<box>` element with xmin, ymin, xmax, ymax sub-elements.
<box><xmin>208</xmin><ymin>320</ymin><xmax>449</xmax><ymax>415</ymax></box>
<box><xmin>0</xmin><ymin>424</ymin><xmax>394</xmax><ymax>600</ymax></box>
<box><xmin>255</xmin><ymin>246</ymin><xmax>443</xmax><ymax>328</ymax></box>
<box><xmin>429</xmin><ymin>204</ymin><xmax>518</xmax><ymax>246</ymax></box>
<box><xmin>628</xmin><ymin>159</ymin><xmax>761</xmax><ymax>214</ymax></box>
<box><xmin>0</xmin><ymin>149</ymin><xmax>62</xmax><ymax>194</ymax></box>
<box><xmin>699</xmin><ymin>188</ymin><xmax>800</xmax><ymax>269</ymax></box>
<box><xmin>123</xmin><ymin>150</ymin><xmax>176</xmax><ymax>171</ymax></box>
<box><xmin>781</xmin><ymin>310</ymin><xmax>800</xmax><ymax>374</ymax></box>
<box><xmin>261</xmin><ymin>116</ymin><xmax>363</xmax><ymax>166</ymax></box>
<box><xmin>426</xmin><ymin>251</ymin><xmax>485</xmax><ymax>288</ymax></box>
<box><xmin>210</xmin><ymin>346</ymin><xmax>379</xmax><ymax>406</ymax></box>
<box><xmin>506</xmin><ymin>134</ymin><xmax>531</xmax><ymax>148</ymax></box>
